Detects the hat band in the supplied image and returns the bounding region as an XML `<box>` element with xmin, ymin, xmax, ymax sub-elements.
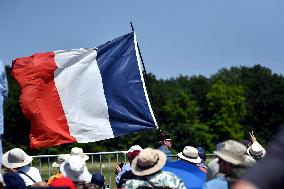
<box><xmin>137</xmin><ymin>157</ymin><xmax>159</xmax><ymax>170</ymax></box>
<box><xmin>182</xmin><ymin>152</ymin><xmax>198</xmax><ymax>159</ymax></box>
<box><xmin>249</xmin><ymin>149</ymin><xmax>263</xmax><ymax>158</ymax></box>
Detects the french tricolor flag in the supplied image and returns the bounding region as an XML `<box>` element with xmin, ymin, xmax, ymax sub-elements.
<box><xmin>12</xmin><ymin>32</ymin><xmax>158</xmax><ymax>149</ymax></box>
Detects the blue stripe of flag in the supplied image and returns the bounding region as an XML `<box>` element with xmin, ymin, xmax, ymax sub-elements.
<box><xmin>96</xmin><ymin>32</ymin><xmax>157</xmax><ymax>137</ymax></box>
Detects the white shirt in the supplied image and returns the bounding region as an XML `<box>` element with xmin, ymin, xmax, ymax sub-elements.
<box><xmin>17</xmin><ymin>165</ymin><xmax>42</xmax><ymax>186</ymax></box>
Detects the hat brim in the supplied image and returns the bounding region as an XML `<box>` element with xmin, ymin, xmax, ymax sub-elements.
<box><xmin>2</xmin><ymin>151</ymin><xmax>33</xmax><ymax>169</ymax></box>
<box><xmin>214</xmin><ymin>151</ymin><xmax>243</xmax><ymax>165</ymax></box>
<box><xmin>52</xmin><ymin>154</ymin><xmax>70</xmax><ymax>168</ymax></box>
<box><xmin>52</xmin><ymin>162</ymin><xmax>61</xmax><ymax>168</ymax></box>
<box><xmin>82</xmin><ymin>155</ymin><xmax>89</xmax><ymax>161</ymax></box>
<box><xmin>177</xmin><ymin>152</ymin><xmax>201</xmax><ymax>164</ymax></box>
<box><xmin>131</xmin><ymin>150</ymin><xmax>167</xmax><ymax>176</ymax></box>
<box><xmin>247</xmin><ymin>146</ymin><xmax>266</xmax><ymax>158</ymax></box>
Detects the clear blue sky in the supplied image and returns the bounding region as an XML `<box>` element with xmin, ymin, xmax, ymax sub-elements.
<box><xmin>1</xmin><ymin>0</ymin><xmax>284</xmax><ymax>79</ymax></box>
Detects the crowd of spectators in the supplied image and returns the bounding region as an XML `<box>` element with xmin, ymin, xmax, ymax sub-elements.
<box><xmin>0</xmin><ymin>129</ymin><xmax>277</xmax><ymax>189</ymax></box>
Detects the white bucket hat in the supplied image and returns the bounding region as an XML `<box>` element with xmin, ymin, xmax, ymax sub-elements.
<box><xmin>247</xmin><ymin>141</ymin><xmax>266</xmax><ymax>159</ymax></box>
<box><xmin>70</xmin><ymin>147</ymin><xmax>89</xmax><ymax>161</ymax></box>
<box><xmin>214</xmin><ymin>140</ymin><xmax>246</xmax><ymax>165</ymax></box>
<box><xmin>2</xmin><ymin>148</ymin><xmax>33</xmax><ymax>169</ymax></box>
<box><xmin>52</xmin><ymin>154</ymin><xmax>70</xmax><ymax>168</ymax></box>
<box><xmin>177</xmin><ymin>146</ymin><xmax>201</xmax><ymax>164</ymax></box>
<box><xmin>60</xmin><ymin>155</ymin><xmax>91</xmax><ymax>182</ymax></box>
<box><xmin>131</xmin><ymin>148</ymin><xmax>167</xmax><ymax>176</ymax></box>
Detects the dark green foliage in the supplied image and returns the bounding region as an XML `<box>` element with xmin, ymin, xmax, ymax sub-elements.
<box><xmin>206</xmin><ymin>80</ymin><xmax>246</xmax><ymax>143</ymax></box>
<box><xmin>2</xmin><ymin>65</ymin><xmax>284</xmax><ymax>154</ymax></box>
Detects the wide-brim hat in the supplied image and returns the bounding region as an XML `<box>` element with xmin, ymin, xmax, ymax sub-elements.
<box><xmin>247</xmin><ymin>141</ymin><xmax>266</xmax><ymax>159</ymax></box>
<box><xmin>70</xmin><ymin>147</ymin><xmax>89</xmax><ymax>161</ymax></box>
<box><xmin>2</xmin><ymin>148</ymin><xmax>33</xmax><ymax>169</ymax></box>
<box><xmin>52</xmin><ymin>154</ymin><xmax>70</xmax><ymax>168</ymax></box>
<box><xmin>60</xmin><ymin>155</ymin><xmax>91</xmax><ymax>182</ymax></box>
<box><xmin>131</xmin><ymin>148</ymin><xmax>167</xmax><ymax>176</ymax></box>
<box><xmin>214</xmin><ymin>140</ymin><xmax>247</xmax><ymax>165</ymax></box>
<box><xmin>177</xmin><ymin>146</ymin><xmax>201</xmax><ymax>164</ymax></box>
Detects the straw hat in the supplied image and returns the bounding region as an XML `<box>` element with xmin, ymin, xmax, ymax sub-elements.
<box><xmin>247</xmin><ymin>141</ymin><xmax>266</xmax><ymax>159</ymax></box>
<box><xmin>52</xmin><ymin>154</ymin><xmax>70</xmax><ymax>168</ymax></box>
<box><xmin>60</xmin><ymin>155</ymin><xmax>92</xmax><ymax>182</ymax></box>
<box><xmin>70</xmin><ymin>147</ymin><xmax>89</xmax><ymax>161</ymax></box>
<box><xmin>177</xmin><ymin>146</ymin><xmax>202</xmax><ymax>164</ymax></box>
<box><xmin>214</xmin><ymin>140</ymin><xmax>246</xmax><ymax>165</ymax></box>
<box><xmin>2</xmin><ymin>148</ymin><xmax>33</xmax><ymax>169</ymax></box>
<box><xmin>131</xmin><ymin>148</ymin><xmax>167</xmax><ymax>176</ymax></box>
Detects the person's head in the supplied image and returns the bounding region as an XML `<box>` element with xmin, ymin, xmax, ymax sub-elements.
<box><xmin>163</xmin><ymin>139</ymin><xmax>172</xmax><ymax>148</ymax></box>
<box><xmin>247</xmin><ymin>141</ymin><xmax>266</xmax><ymax>160</ymax></box>
<box><xmin>60</xmin><ymin>155</ymin><xmax>92</xmax><ymax>182</ymax></box>
<box><xmin>127</xmin><ymin>150</ymin><xmax>141</xmax><ymax>164</ymax></box>
<box><xmin>70</xmin><ymin>147</ymin><xmax>89</xmax><ymax>161</ymax></box>
<box><xmin>127</xmin><ymin>145</ymin><xmax>143</xmax><ymax>163</ymax></box>
<box><xmin>52</xmin><ymin>154</ymin><xmax>70</xmax><ymax>171</ymax></box>
<box><xmin>218</xmin><ymin>157</ymin><xmax>234</xmax><ymax>175</ymax></box>
<box><xmin>158</xmin><ymin>133</ymin><xmax>172</xmax><ymax>148</ymax></box>
<box><xmin>50</xmin><ymin>176</ymin><xmax>76</xmax><ymax>189</ymax></box>
<box><xmin>177</xmin><ymin>146</ymin><xmax>201</xmax><ymax>164</ymax></box>
<box><xmin>214</xmin><ymin>140</ymin><xmax>247</xmax><ymax>175</ymax></box>
<box><xmin>196</xmin><ymin>146</ymin><xmax>206</xmax><ymax>162</ymax></box>
<box><xmin>2</xmin><ymin>148</ymin><xmax>33</xmax><ymax>169</ymax></box>
<box><xmin>131</xmin><ymin>147</ymin><xmax>167</xmax><ymax>176</ymax></box>
<box><xmin>91</xmin><ymin>173</ymin><xmax>105</xmax><ymax>189</ymax></box>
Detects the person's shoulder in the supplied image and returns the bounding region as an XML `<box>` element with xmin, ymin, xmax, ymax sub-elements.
<box><xmin>158</xmin><ymin>145</ymin><xmax>171</xmax><ymax>154</ymax></box>
<box><xmin>123</xmin><ymin>178</ymin><xmax>149</xmax><ymax>189</ymax></box>
<box><xmin>29</xmin><ymin>166</ymin><xmax>40</xmax><ymax>172</ymax></box>
<box><xmin>204</xmin><ymin>177</ymin><xmax>228</xmax><ymax>189</ymax></box>
<box><xmin>155</xmin><ymin>171</ymin><xmax>182</xmax><ymax>181</ymax></box>
<box><xmin>157</xmin><ymin>145</ymin><xmax>165</xmax><ymax>150</ymax></box>
<box><xmin>149</xmin><ymin>171</ymin><xmax>186</xmax><ymax>189</ymax></box>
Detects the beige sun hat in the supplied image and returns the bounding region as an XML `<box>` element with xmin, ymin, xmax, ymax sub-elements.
<box><xmin>214</xmin><ymin>140</ymin><xmax>247</xmax><ymax>165</ymax></box>
<box><xmin>131</xmin><ymin>147</ymin><xmax>167</xmax><ymax>176</ymax></box>
<box><xmin>247</xmin><ymin>141</ymin><xmax>266</xmax><ymax>159</ymax></box>
<box><xmin>70</xmin><ymin>147</ymin><xmax>89</xmax><ymax>161</ymax></box>
<box><xmin>52</xmin><ymin>154</ymin><xmax>70</xmax><ymax>168</ymax></box>
<box><xmin>60</xmin><ymin>155</ymin><xmax>92</xmax><ymax>182</ymax></box>
<box><xmin>2</xmin><ymin>148</ymin><xmax>33</xmax><ymax>169</ymax></box>
<box><xmin>177</xmin><ymin>146</ymin><xmax>201</xmax><ymax>164</ymax></box>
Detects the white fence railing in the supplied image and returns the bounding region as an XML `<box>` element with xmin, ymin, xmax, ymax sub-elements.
<box><xmin>31</xmin><ymin>151</ymin><xmax>128</xmax><ymax>188</ymax></box>
<box><xmin>31</xmin><ymin>152</ymin><xmax>214</xmax><ymax>188</ymax></box>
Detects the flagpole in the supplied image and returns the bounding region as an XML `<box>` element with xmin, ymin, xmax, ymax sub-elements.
<box><xmin>130</xmin><ymin>22</ymin><xmax>159</xmax><ymax>127</ymax></box>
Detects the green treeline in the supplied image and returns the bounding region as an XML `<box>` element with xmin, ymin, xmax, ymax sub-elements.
<box><xmin>3</xmin><ymin>64</ymin><xmax>284</xmax><ymax>155</ymax></box>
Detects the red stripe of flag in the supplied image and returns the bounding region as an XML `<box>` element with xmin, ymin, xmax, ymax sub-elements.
<box><xmin>12</xmin><ymin>52</ymin><xmax>77</xmax><ymax>149</ymax></box>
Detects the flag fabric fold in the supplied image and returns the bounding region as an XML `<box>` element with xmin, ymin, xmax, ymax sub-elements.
<box><xmin>12</xmin><ymin>32</ymin><xmax>157</xmax><ymax>149</ymax></box>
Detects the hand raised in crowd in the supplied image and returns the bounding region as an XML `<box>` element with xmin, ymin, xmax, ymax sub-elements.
<box><xmin>249</xmin><ymin>131</ymin><xmax>257</xmax><ymax>143</ymax></box>
<box><xmin>115</xmin><ymin>164</ymin><xmax>122</xmax><ymax>175</ymax></box>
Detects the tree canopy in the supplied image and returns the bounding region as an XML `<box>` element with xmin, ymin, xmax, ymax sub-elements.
<box><xmin>3</xmin><ymin>64</ymin><xmax>284</xmax><ymax>154</ymax></box>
